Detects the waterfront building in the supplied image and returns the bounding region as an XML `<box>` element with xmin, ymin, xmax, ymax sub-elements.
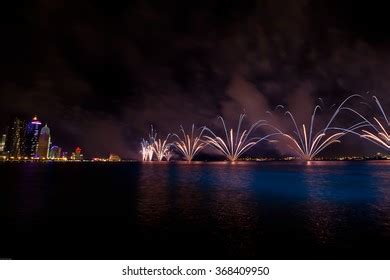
<box><xmin>49</xmin><ymin>145</ymin><xmax>62</xmax><ymax>159</ymax></box>
<box><xmin>0</xmin><ymin>134</ymin><xmax>6</xmax><ymax>152</ymax></box>
<box><xmin>25</xmin><ymin>116</ymin><xmax>42</xmax><ymax>157</ymax></box>
<box><xmin>71</xmin><ymin>147</ymin><xmax>83</xmax><ymax>160</ymax></box>
<box><xmin>36</xmin><ymin>124</ymin><xmax>51</xmax><ymax>158</ymax></box>
<box><xmin>4</xmin><ymin>117</ymin><xmax>28</xmax><ymax>158</ymax></box>
<box><xmin>109</xmin><ymin>154</ymin><xmax>121</xmax><ymax>161</ymax></box>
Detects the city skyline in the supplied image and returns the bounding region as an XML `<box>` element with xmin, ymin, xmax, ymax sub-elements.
<box><xmin>1</xmin><ymin>1</ymin><xmax>390</xmax><ymax>159</ymax></box>
<box><xmin>1</xmin><ymin>115</ymin><xmax>84</xmax><ymax>160</ymax></box>
<box><xmin>1</xmin><ymin>0</ymin><xmax>390</xmax><ymax>264</ymax></box>
<box><xmin>1</xmin><ymin>93</ymin><xmax>389</xmax><ymax>162</ymax></box>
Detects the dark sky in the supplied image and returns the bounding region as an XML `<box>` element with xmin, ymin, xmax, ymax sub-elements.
<box><xmin>1</xmin><ymin>0</ymin><xmax>390</xmax><ymax>158</ymax></box>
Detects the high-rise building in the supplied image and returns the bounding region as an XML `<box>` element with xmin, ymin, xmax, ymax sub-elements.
<box><xmin>4</xmin><ymin>117</ymin><xmax>28</xmax><ymax>158</ymax></box>
<box><xmin>49</xmin><ymin>145</ymin><xmax>62</xmax><ymax>159</ymax></box>
<box><xmin>25</xmin><ymin>116</ymin><xmax>42</xmax><ymax>157</ymax></box>
<box><xmin>71</xmin><ymin>147</ymin><xmax>83</xmax><ymax>160</ymax></box>
<box><xmin>109</xmin><ymin>154</ymin><xmax>121</xmax><ymax>161</ymax></box>
<box><xmin>0</xmin><ymin>134</ymin><xmax>6</xmax><ymax>152</ymax></box>
<box><xmin>37</xmin><ymin>124</ymin><xmax>51</xmax><ymax>158</ymax></box>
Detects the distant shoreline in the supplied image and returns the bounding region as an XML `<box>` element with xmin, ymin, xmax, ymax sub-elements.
<box><xmin>0</xmin><ymin>158</ymin><xmax>389</xmax><ymax>163</ymax></box>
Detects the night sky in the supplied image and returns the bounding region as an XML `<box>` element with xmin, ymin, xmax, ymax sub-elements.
<box><xmin>1</xmin><ymin>0</ymin><xmax>390</xmax><ymax>158</ymax></box>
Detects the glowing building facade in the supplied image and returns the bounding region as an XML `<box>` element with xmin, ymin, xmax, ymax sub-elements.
<box><xmin>49</xmin><ymin>145</ymin><xmax>62</xmax><ymax>159</ymax></box>
<box><xmin>71</xmin><ymin>147</ymin><xmax>83</xmax><ymax>160</ymax></box>
<box><xmin>37</xmin><ymin>124</ymin><xmax>51</xmax><ymax>158</ymax></box>
<box><xmin>4</xmin><ymin>118</ymin><xmax>28</xmax><ymax>158</ymax></box>
<box><xmin>26</xmin><ymin>116</ymin><xmax>42</xmax><ymax>157</ymax></box>
<box><xmin>0</xmin><ymin>134</ymin><xmax>6</xmax><ymax>152</ymax></box>
<box><xmin>109</xmin><ymin>154</ymin><xmax>121</xmax><ymax>161</ymax></box>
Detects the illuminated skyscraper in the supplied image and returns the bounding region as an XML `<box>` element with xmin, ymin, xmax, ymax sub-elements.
<box><xmin>4</xmin><ymin>117</ymin><xmax>28</xmax><ymax>158</ymax></box>
<box><xmin>109</xmin><ymin>154</ymin><xmax>121</xmax><ymax>161</ymax></box>
<box><xmin>49</xmin><ymin>145</ymin><xmax>62</xmax><ymax>159</ymax></box>
<box><xmin>25</xmin><ymin>116</ymin><xmax>42</xmax><ymax>157</ymax></box>
<box><xmin>37</xmin><ymin>124</ymin><xmax>51</xmax><ymax>158</ymax></box>
<box><xmin>0</xmin><ymin>134</ymin><xmax>6</xmax><ymax>152</ymax></box>
<box><xmin>71</xmin><ymin>147</ymin><xmax>83</xmax><ymax>160</ymax></box>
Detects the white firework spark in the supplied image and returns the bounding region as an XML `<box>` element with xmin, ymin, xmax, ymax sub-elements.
<box><xmin>152</xmin><ymin>134</ymin><xmax>171</xmax><ymax>161</ymax></box>
<box><xmin>204</xmin><ymin>114</ymin><xmax>276</xmax><ymax>161</ymax></box>
<box><xmin>140</xmin><ymin>126</ymin><xmax>156</xmax><ymax>161</ymax></box>
<box><xmin>173</xmin><ymin>125</ymin><xmax>206</xmax><ymax>161</ymax></box>
<box><xmin>360</xmin><ymin>96</ymin><xmax>389</xmax><ymax>150</ymax></box>
<box><xmin>274</xmin><ymin>95</ymin><xmax>367</xmax><ymax>160</ymax></box>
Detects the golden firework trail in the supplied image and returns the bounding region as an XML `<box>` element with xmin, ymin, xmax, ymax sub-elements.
<box><xmin>359</xmin><ymin>96</ymin><xmax>389</xmax><ymax>150</ymax></box>
<box><xmin>274</xmin><ymin>95</ymin><xmax>367</xmax><ymax>160</ymax></box>
<box><xmin>173</xmin><ymin>125</ymin><xmax>207</xmax><ymax>161</ymax></box>
<box><xmin>203</xmin><ymin>114</ymin><xmax>278</xmax><ymax>161</ymax></box>
<box><xmin>152</xmin><ymin>134</ymin><xmax>171</xmax><ymax>161</ymax></box>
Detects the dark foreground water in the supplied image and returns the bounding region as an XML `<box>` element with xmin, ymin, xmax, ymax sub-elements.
<box><xmin>0</xmin><ymin>161</ymin><xmax>390</xmax><ymax>259</ymax></box>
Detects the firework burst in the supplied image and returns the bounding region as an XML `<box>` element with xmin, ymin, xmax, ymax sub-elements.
<box><xmin>204</xmin><ymin>114</ymin><xmax>276</xmax><ymax>161</ymax></box>
<box><xmin>140</xmin><ymin>139</ymin><xmax>153</xmax><ymax>161</ymax></box>
<box><xmin>273</xmin><ymin>95</ymin><xmax>366</xmax><ymax>160</ymax></box>
<box><xmin>360</xmin><ymin>96</ymin><xmax>389</xmax><ymax>150</ymax></box>
<box><xmin>140</xmin><ymin>126</ymin><xmax>156</xmax><ymax>161</ymax></box>
<box><xmin>173</xmin><ymin>125</ymin><xmax>207</xmax><ymax>161</ymax></box>
<box><xmin>152</xmin><ymin>134</ymin><xmax>171</xmax><ymax>161</ymax></box>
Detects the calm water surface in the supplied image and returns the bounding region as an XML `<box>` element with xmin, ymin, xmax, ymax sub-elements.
<box><xmin>1</xmin><ymin>161</ymin><xmax>389</xmax><ymax>259</ymax></box>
